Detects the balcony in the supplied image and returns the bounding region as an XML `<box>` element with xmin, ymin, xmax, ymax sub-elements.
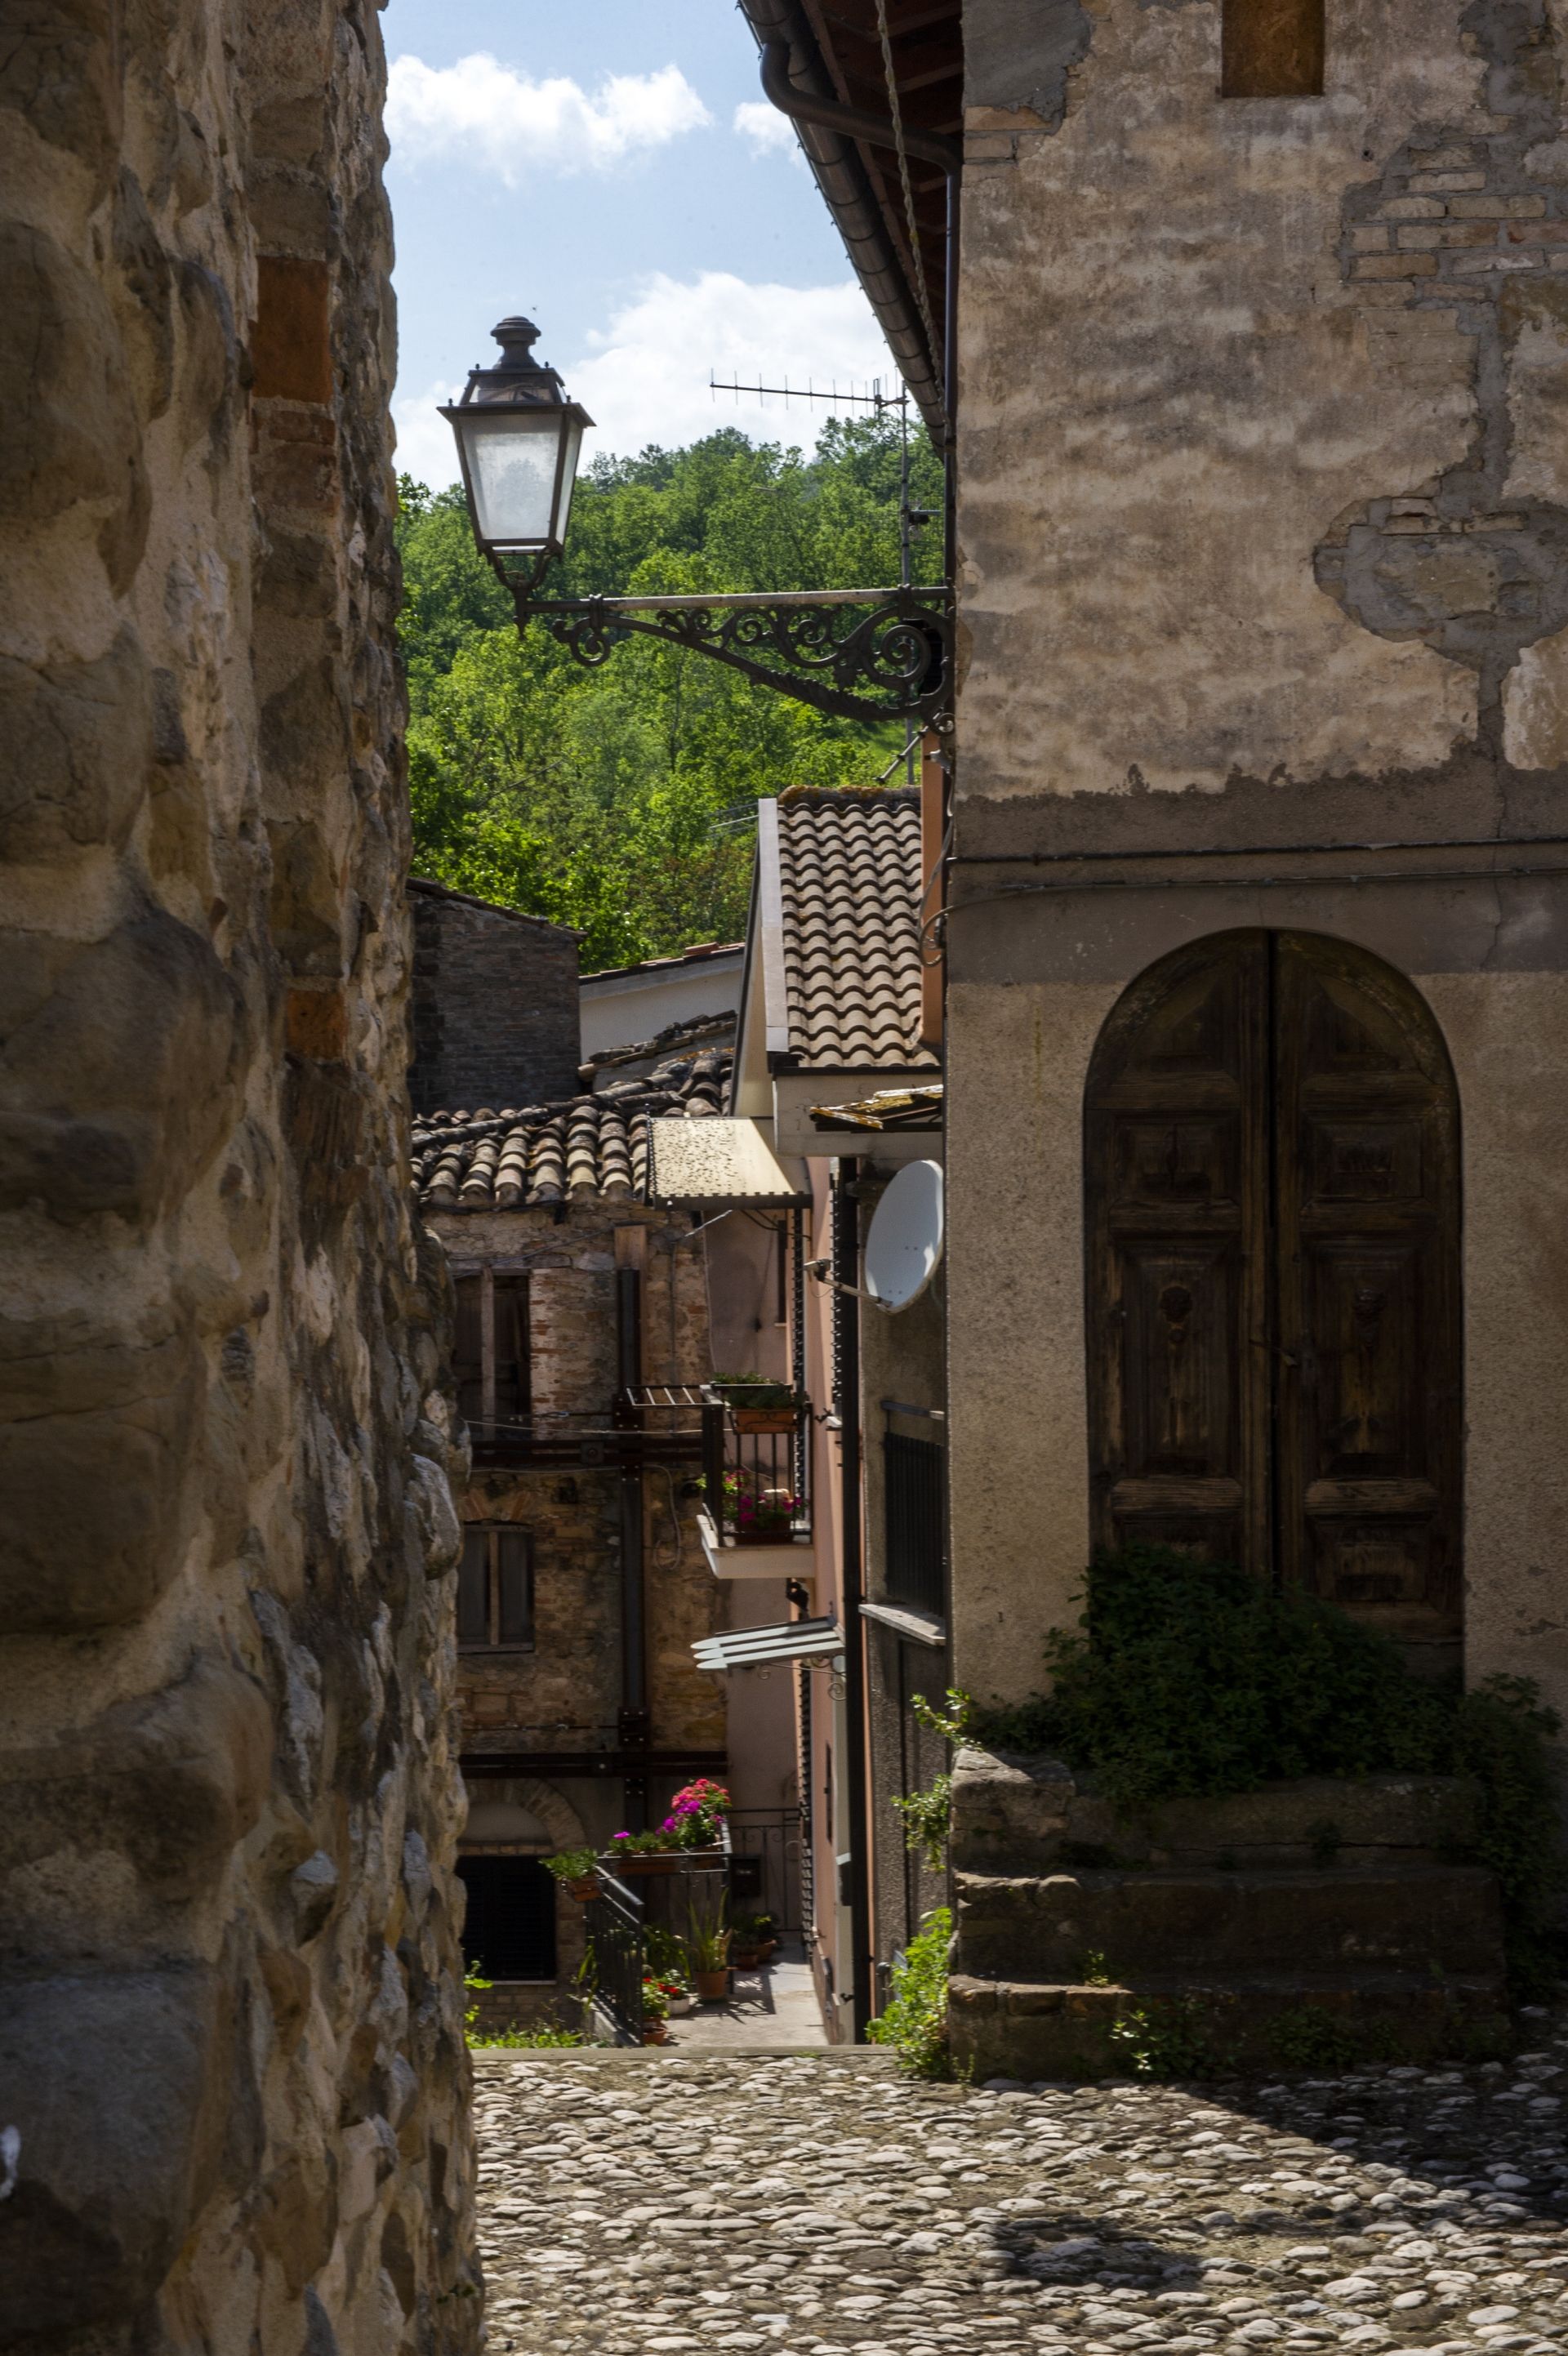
<box><xmin>697</xmin><ymin>1386</ymin><xmax>813</xmax><ymax>1579</ymax></box>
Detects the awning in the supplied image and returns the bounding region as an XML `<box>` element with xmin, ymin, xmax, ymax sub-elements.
<box><xmin>648</xmin><ymin>1115</ymin><xmax>809</xmax><ymax>1208</ymax></box>
<box><xmin>692</xmin><ymin>1617</ymin><xmax>844</xmax><ymax>1671</ymax></box>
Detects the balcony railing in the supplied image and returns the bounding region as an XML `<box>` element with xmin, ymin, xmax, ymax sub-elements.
<box><xmin>700</xmin><ymin>1389</ymin><xmax>812</xmax><ymax>1552</ymax></box>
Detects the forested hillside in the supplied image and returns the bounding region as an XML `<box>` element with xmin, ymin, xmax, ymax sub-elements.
<box><xmin>395</xmin><ymin>415</ymin><xmax>942</xmax><ymax>969</ymax></box>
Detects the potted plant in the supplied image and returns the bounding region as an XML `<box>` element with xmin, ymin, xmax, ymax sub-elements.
<box><xmin>686</xmin><ymin>1885</ymin><xmax>733</xmax><ymax>2001</ymax></box>
<box><xmin>542</xmin><ymin>1846</ymin><xmax>600</xmax><ymax>1903</ymax></box>
<box><xmin>644</xmin><ymin>1929</ymin><xmax>695</xmax><ymax>2015</ymax></box>
<box><xmin>712</xmin><ymin>1372</ymin><xmax>800</xmax><ymax>1433</ymax></box>
<box><xmin>733</xmin><ymin>1482</ymin><xmax>798</xmax><ymax>1544</ymax></box>
<box><xmin>641</xmin><ymin>1975</ymin><xmax>672</xmax><ymax>2045</ymax></box>
<box><xmin>608</xmin><ymin>1828</ymin><xmax>684</xmax><ymax>1877</ymax></box>
<box><xmin>729</xmin><ymin>1912</ymin><xmax>778</xmax><ymax>1969</ymax></box>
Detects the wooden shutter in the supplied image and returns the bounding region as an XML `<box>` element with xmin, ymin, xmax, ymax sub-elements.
<box><xmin>453</xmin><ymin>1275</ymin><xmax>484</xmax><ymax>1427</ymax></box>
<box><xmin>492</xmin><ymin>1273</ymin><xmax>530</xmax><ymax>1422</ymax></box>
<box><xmin>457</xmin><ymin>1525</ymin><xmax>488</xmax><ymax>1646</ymax></box>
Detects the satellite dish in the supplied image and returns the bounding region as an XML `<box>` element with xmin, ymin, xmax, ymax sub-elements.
<box><xmin>862</xmin><ymin>1159</ymin><xmax>944</xmax><ymax>1312</ymax></box>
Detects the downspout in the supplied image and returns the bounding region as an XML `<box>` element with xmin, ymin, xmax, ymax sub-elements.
<box><xmin>616</xmin><ymin>1267</ymin><xmax>647</xmax><ymax>1832</ymax></box>
<box><xmin>833</xmin><ymin>1160</ymin><xmax>873</xmax><ymax>2042</ymax></box>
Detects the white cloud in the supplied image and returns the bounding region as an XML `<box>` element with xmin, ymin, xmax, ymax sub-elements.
<box><xmin>393</xmin><ymin>378</ymin><xmax>466</xmax><ymax>492</ymax></box>
<box><xmin>386</xmin><ymin>55</ymin><xmax>711</xmax><ymax>183</ymax></box>
<box><xmin>733</xmin><ymin>100</ymin><xmax>806</xmax><ymax>167</ymax></box>
<box><xmin>570</xmin><ymin>271</ymin><xmax>898</xmax><ymax>458</ymax></box>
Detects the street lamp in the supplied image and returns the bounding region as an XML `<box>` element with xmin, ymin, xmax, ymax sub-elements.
<box><xmin>439</xmin><ymin>318</ymin><xmax>592</xmax><ymax>590</ymax></box>
<box><xmin>439</xmin><ymin>317</ymin><xmax>951</xmax><ymax>728</ymax></box>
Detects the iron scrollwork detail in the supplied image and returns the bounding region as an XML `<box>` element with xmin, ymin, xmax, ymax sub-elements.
<box><xmin>506</xmin><ymin>582</ymin><xmax>952</xmax><ymax>725</ymax></box>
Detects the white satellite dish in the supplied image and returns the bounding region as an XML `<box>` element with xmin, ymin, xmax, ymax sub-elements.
<box><xmin>862</xmin><ymin>1159</ymin><xmax>944</xmax><ymax>1312</ymax></box>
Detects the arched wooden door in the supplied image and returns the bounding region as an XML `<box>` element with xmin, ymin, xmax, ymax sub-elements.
<box><xmin>1085</xmin><ymin>930</ymin><xmax>1462</xmax><ymax>1665</ymax></box>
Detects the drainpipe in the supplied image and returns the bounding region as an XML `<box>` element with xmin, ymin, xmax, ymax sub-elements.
<box><xmin>615</xmin><ymin>1267</ymin><xmax>647</xmax><ymax>1832</ymax></box>
<box><xmin>756</xmin><ymin>36</ymin><xmax>961</xmax><ymax>579</ymax></box>
<box><xmin>833</xmin><ymin>1160</ymin><xmax>873</xmax><ymax>2042</ymax></box>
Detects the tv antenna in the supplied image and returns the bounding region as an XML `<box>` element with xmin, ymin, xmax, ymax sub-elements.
<box><xmin>708</xmin><ymin>372</ymin><xmax>932</xmax><ymax>779</ymax></box>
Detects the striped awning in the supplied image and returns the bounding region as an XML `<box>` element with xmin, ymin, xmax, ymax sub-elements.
<box><xmin>692</xmin><ymin>1618</ymin><xmax>844</xmax><ymax>1671</ymax></box>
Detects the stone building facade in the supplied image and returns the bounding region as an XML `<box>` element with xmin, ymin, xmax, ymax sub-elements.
<box><xmin>1</xmin><ymin>0</ymin><xmax>475</xmax><ymax>2347</ymax></box>
<box><xmin>947</xmin><ymin>0</ymin><xmax>1568</xmax><ymax>1731</ymax></box>
<box><xmin>414</xmin><ymin>1047</ymin><xmax>738</xmax><ymax>2029</ymax></box>
<box><xmin>408</xmin><ymin>877</ymin><xmax>581</xmax><ymax>1116</ymax></box>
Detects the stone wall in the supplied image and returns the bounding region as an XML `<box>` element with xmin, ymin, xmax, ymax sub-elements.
<box><xmin>409</xmin><ymin>879</ymin><xmax>581</xmax><ymax>1116</ymax></box>
<box><xmin>0</xmin><ymin>0</ymin><xmax>478</xmax><ymax>2349</ymax></box>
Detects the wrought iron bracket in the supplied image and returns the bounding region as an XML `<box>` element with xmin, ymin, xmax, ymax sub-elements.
<box><xmin>497</xmin><ymin>572</ymin><xmax>953</xmax><ymax>725</ymax></box>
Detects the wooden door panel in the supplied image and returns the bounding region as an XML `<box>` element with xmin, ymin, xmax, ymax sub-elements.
<box><xmin>1120</xmin><ymin>1246</ymin><xmax>1241</xmax><ymax>1482</ymax></box>
<box><xmin>1275</xmin><ymin>934</ymin><xmax>1461</xmax><ymax>1661</ymax></box>
<box><xmin>1087</xmin><ymin>932</ymin><xmax>1271</xmax><ymax>1572</ymax></box>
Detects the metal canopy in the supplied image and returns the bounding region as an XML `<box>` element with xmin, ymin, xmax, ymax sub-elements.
<box><xmin>692</xmin><ymin>1617</ymin><xmax>844</xmax><ymax>1671</ymax></box>
<box><xmin>648</xmin><ymin>1115</ymin><xmax>810</xmax><ymax>1208</ymax></box>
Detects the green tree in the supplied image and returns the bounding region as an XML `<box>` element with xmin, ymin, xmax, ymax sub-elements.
<box><xmin>395</xmin><ymin>413</ymin><xmax>942</xmax><ymax>969</ymax></box>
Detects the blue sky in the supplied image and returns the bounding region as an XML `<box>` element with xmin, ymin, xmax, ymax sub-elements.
<box><xmin>383</xmin><ymin>0</ymin><xmax>898</xmax><ymax>485</ymax></box>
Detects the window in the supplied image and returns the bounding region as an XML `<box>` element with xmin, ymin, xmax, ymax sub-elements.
<box><xmin>883</xmin><ymin>1432</ymin><xmax>947</xmax><ymax>1614</ymax></box>
<box><xmin>457</xmin><ymin>1525</ymin><xmax>534</xmax><ymax>1650</ymax></box>
<box><xmin>1221</xmin><ymin>0</ymin><xmax>1323</xmax><ymax>96</ymax></box>
<box><xmin>452</xmin><ymin>1271</ymin><xmax>530</xmax><ymax>1440</ymax></box>
<box><xmin>456</xmin><ymin>1854</ymin><xmax>556</xmax><ymax>1980</ymax></box>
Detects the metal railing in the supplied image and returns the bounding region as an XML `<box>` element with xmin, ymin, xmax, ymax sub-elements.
<box><xmin>584</xmin><ymin>1869</ymin><xmax>644</xmax><ymax>2046</ymax></box>
<box><xmin>701</xmin><ymin>1395</ymin><xmax>813</xmax><ymax>1549</ymax></box>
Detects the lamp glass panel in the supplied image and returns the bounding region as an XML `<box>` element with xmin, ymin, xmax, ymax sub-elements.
<box><xmin>461</xmin><ymin>409</ymin><xmax>567</xmax><ymax>548</ymax></box>
<box><xmin>554</xmin><ymin>415</ymin><xmax>585</xmax><ymax>546</ymax></box>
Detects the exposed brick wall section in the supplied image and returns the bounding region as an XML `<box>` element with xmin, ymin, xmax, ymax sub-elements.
<box><xmin>409</xmin><ymin>880</ymin><xmax>581</xmax><ymax>1115</ymax></box>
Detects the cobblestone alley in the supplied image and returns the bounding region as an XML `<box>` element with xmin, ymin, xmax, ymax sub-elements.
<box><xmin>474</xmin><ymin>2028</ymin><xmax>1568</xmax><ymax>2356</ymax></box>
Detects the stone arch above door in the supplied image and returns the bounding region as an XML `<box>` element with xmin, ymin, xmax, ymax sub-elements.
<box><xmin>460</xmin><ymin>1776</ymin><xmax>586</xmax><ymax>1852</ymax></box>
<box><xmin>1084</xmin><ymin>929</ymin><xmax>1463</xmax><ymax>1676</ymax></box>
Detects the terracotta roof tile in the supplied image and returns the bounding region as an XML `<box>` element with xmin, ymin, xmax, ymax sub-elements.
<box><xmin>412</xmin><ymin>1048</ymin><xmax>731</xmax><ymax>1213</ymax></box>
<box><xmin>776</xmin><ymin>788</ymin><xmax>937</xmax><ymax>1072</ymax></box>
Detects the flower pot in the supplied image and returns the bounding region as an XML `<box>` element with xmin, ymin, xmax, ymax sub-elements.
<box><xmin>666</xmin><ymin>1992</ymin><xmax>695</xmax><ymax>2017</ymax></box>
<box><xmin>733</xmin><ymin>1407</ymin><xmax>798</xmax><ymax>1434</ymax></box>
<box><xmin>612</xmin><ymin>1852</ymin><xmax>681</xmax><ymax>1877</ymax></box>
<box><xmin>642</xmin><ymin>2020</ymin><xmax>669</xmax><ymax>2045</ymax></box>
<box><xmin>568</xmin><ymin>1877</ymin><xmax>598</xmax><ymax>1903</ymax></box>
<box><xmin>694</xmin><ymin>1968</ymin><xmax>730</xmax><ymax>2002</ymax></box>
<box><xmin>731</xmin><ymin>1948</ymin><xmax>761</xmax><ymax>1970</ymax></box>
<box><xmin>733</xmin><ymin>1521</ymin><xmax>795</xmax><ymax>1546</ymax></box>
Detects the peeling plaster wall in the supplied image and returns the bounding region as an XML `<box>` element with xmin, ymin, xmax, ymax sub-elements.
<box><xmin>0</xmin><ymin>0</ymin><xmax>477</xmax><ymax>2348</ymax></box>
<box><xmin>948</xmin><ymin>0</ymin><xmax>1568</xmax><ymax>1723</ymax></box>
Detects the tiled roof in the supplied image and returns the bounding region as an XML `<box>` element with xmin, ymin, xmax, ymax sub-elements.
<box><xmin>775</xmin><ymin>788</ymin><xmax>938</xmax><ymax>1072</ymax></box>
<box><xmin>413</xmin><ymin>1049</ymin><xmax>731</xmax><ymax>1212</ymax></box>
<box><xmin>582</xmin><ymin>1011</ymin><xmax>736</xmax><ymax>1076</ymax></box>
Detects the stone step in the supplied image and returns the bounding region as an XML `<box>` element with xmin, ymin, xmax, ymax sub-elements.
<box><xmin>947</xmin><ymin>1966</ymin><xmax>1510</xmax><ymax>2082</ymax></box>
<box><xmin>953</xmin><ymin>1861</ymin><xmax>1503</xmax><ymax>1982</ymax></box>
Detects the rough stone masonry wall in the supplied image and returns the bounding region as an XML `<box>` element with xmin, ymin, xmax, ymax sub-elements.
<box><xmin>0</xmin><ymin>2</ymin><xmax>478</xmax><ymax>2351</ymax></box>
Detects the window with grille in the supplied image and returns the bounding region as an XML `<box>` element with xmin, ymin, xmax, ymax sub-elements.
<box><xmin>457</xmin><ymin>1525</ymin><xmax>534</xmax><ymax>1650</ymax></box>
<box><xmin>883</xmin><ymin>1432</ymin><xmax>947</xmax><ymax>1615</ymax></box>
<box><xmin>456</xmin><ymin>1855</ymin><xmax>556</xmax><ymax>1980</ymax></box>
<box><xmin>452</xmin><ymin>1272</ymin><xmax>530</xmax><ymax>1436</ymax></box>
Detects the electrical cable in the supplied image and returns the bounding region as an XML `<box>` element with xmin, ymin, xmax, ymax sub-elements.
<box><xmin>874</xmin><ymin>0</ymin><xmax>947</xmax><ymax>420</ymax></box>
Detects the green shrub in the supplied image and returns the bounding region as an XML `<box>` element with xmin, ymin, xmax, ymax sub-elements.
<box><xmin>867</xmin><ymin>1907</ymin><xmax>955</xmax><ymax>2078</ymax></box>
<box><xmin>971</xmin><ymin>1546</ymin><xmax>1565</xmax><ymax>1993</ymax></box>
<box><xmin>1109</xmin><ymin>1997</ymin><xmax>1217</xmax><ymax>2082</ymax></box>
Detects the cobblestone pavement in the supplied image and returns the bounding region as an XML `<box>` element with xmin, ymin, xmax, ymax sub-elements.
<box><xmin>474</xmin><ymin>2020</ymin><xmax>1568</xmax><ymax>2356</ymax></box>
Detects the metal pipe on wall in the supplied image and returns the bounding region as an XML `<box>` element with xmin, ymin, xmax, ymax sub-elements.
<box><xmin>833</xmin><ymin>1161</ymin><xmax>874</xmax><ymax>2042</ymax></box>
<box><xmin>615</xmin><ymin>1267</ymin><xmax>648</xmax><ymax>1832</ymax></box>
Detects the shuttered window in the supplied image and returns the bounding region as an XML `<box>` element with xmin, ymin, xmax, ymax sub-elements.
<box><xmin>457</xmin><ymin>1525</ymin><xmax>534</xmax><ymax>1650</ymax></box>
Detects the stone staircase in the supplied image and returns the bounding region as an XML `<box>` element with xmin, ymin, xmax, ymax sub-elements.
<box><xmin>947</xmin><ymin>1748</ymin><xmax>1508</xmax><ymax>2079</ymax></box>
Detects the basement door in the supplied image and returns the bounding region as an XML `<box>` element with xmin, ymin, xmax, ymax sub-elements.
<box><xmin>1085</xmin><ymin>929</ymin><xmax>1462</xmax><ymax>1662</ymax></box>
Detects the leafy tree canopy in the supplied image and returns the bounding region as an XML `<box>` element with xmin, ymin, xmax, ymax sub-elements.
<box><xmin>395</xmin><ymin>414</ymin><xmax>942</xmax><ymax>969</ymax></box>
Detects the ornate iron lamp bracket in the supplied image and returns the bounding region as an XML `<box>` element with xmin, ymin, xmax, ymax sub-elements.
<box><xmin>496</xmin><ymin>573</ymin><xmax>953</xmax><ymax>727</ymax></box>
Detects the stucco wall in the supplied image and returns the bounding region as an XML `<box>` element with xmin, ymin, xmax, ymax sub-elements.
<box><xmin>0</xmin><ymin>0</ymin><xmax>476</xmax><ymax>2345</ymax></box>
